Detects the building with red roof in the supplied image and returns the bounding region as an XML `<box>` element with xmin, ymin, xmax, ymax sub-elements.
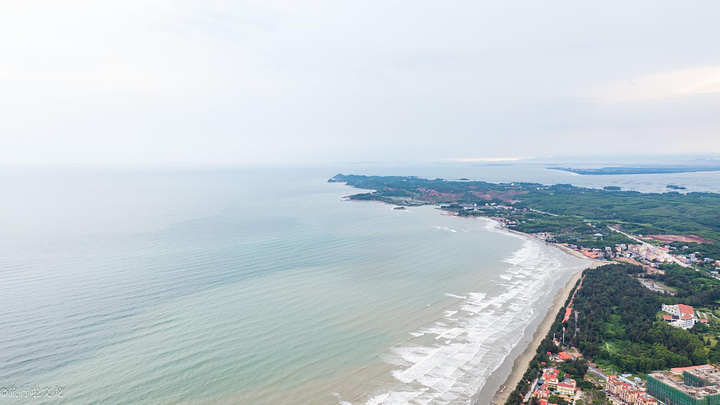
<box><xmin>619</xmin><ymin>385</ymin><xmax>639</xmax><ymax>403</ymax></box>
<box><xmin>661</xmin><ymin>303</ymin><xmax>704</xmax><ymax>329</ymax></box>
<box><xmin>634</xmin><ymin>393</ymin><xmax>659</xmax><ymax>405</ymax></box>
<box><xmin>670</xmin><ymin>364</ymin><xmax>715</xmax><ymax>374</ymax></box>
<box><xmin>678</xmin><ymin>304</ymin><xmax>694</xmax><ymax>315</ymax></box>
<box><xmin>532</xmin><ymin>368</ymin><xmax>579</xmax><ymax>404</ymax></box>
<box><xmin>556</xmin><ymin>378</ymin><xmax>576</xmax><ymax>397</ymax></box>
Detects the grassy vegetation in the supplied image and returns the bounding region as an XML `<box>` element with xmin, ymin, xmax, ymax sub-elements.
<box><xmin>651</xmin><ymin>264</ymin><xmax>720</xmax><ymax>307</ymax></box>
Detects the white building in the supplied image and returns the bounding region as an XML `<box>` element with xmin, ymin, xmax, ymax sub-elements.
<box><xmin>661</xmin><ymin>304</ymin><xmax>697</xmax><ymax>329</ymax></box>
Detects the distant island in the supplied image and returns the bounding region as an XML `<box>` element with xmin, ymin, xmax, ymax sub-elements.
<box><xmin>331</xmin><ymin>173</ymin><xmax>720</xmax><ymax>405</ymax></box>
<box><xmin>667</xmin><ymin>184</ymin><xmax>687</xmax><ymax>190</ymax></box>
<box><xmin>547</xmin><ymin>166</ymin><xmax>720</xmax><ymax>175</ymax></box>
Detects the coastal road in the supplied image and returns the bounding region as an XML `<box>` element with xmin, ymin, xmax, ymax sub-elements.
<box><xmin>588</xmin><ymin>365</ymin><xmax>607</xmax><ymax>380</ymax></box>
<box><xmin>607</xmin><ymin>226</ymin><xmax>691</xmax><ymax>268</ymax></box>
<box><xmin>523</xmin><ymin>377</ymin><xmax>538</xmax><ymax>403</ymax></box>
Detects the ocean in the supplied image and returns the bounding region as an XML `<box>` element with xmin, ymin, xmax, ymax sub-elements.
<box><xmin>1</xmin><ymin>164</ymin><xmax>715</xmax><ymax>404</ymax></box>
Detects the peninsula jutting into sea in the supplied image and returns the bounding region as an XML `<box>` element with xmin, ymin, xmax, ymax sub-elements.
<box><xmin>332</xmin><ymin>173</ymin><xmax>720</xmax><ymax>405</ymax></box>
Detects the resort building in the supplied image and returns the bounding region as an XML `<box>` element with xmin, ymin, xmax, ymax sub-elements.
<box><xmin>662</xmin><ymin>303</ymin><xmax>694</xmax><ymax>318</ymax></box>
<box><xmin>661</xmin><ymin>304</ymin><xmax>703</xmax><ymax>329</ymax></box>
<box><xmin>647</xmin><ymin>366</ymin><xmax>720</xmax><ymax>405</ymax></box>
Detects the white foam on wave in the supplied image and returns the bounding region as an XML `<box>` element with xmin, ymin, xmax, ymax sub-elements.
<box><xmin>503</xmin><ymin>238</ymin><xmax>537</xmax><ymax>266</ymax></box>
<box><xmin>482</xmin><ymin>218</ymin><xmax>501</xmax><ymax>232</ymax></box>
<box><xmin>430</xmin><ymin>226</ymin><xmax>457</xmax><ymax>233</ymax></box>
<box><xmin>358</xmin><ymin>238</ymin><xmax>569</xmax><ymax>405</ymax></box>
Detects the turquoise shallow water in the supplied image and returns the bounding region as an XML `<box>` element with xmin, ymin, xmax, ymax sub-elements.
<box><xmin>0</xmin><ymin>167</ymin><xmax>593</xmax><ymax>404</ymax></box>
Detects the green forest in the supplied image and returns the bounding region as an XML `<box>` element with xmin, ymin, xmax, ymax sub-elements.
<box><xmin>570</xmin><ymin>265</ymin><xmax>720</xmax><ymax>373</ymax></box>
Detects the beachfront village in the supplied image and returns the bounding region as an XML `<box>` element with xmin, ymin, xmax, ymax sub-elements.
<box><xmin>462</xmin><ymin>202</ymin><xmax>720</xmax><ymax>279</ymax></box>
<box><xmin>520</xmin><ymin>298</ymin><xmax>720</xmax><ymax>405</ymax></box>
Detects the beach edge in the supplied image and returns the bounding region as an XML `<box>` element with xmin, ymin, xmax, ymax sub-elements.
<box><xmin>486</xmin><ymin>233</ymin><xmax>603</xmax><ymax>405</ymax></box>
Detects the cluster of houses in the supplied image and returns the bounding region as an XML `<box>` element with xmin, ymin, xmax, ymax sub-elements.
<box><xmin>622</xmin><ymin>244</ymin><xmax>719</xmax><ymax>267</ymax></box>
<box><xmin>623</xmin><ymin>244</ymin><xmax>675</xmax><ymax>263</ymax></box>
<box><xmin>673</xmin><ymin>250</ymin><xmax>720</xmax><ymax>266</ymax></box>
<box><xmin>458</xmin><ymin>202</ymin><xmax>720</xmax><ymax>272</ymax></box>
<box><xmin>661</xmin><ymin>303</ymin><xmax>709</xmax><ymax>329</ymax></box>
<box><xmin>531</xmin><ymin>368</ymin><xmax>577</xmax><ymax>405</ymax></box>
<box><xmin>552</xmin><ymin>242</ymin><xmax>688</xmax><ymax>265</ymax></box>
<box><xmin>532</xmin><ymin>363</ymin><xmax>718</xmax><ymax>405</ymax></box>
<box><xmin>530</xmin><ymin>231</ymin><xmax>720</xmax><ymax>274</ymax></box>
<box><xmin>606</xmin><ymin>375</ymin><xmax>658</xmax><ymax>405</ymax></box>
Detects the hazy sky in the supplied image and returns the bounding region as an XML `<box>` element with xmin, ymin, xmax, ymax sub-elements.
<box><xmin>2</xmin><ymin>1</ymin><xmax>720</xmax><ymax>165</ymax></box>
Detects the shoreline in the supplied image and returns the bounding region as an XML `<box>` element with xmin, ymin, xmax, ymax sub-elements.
<box><xmin>487</xmin><ymin>227</ymin><xmax>604</xmax><ymax>405</ymax></box>
<box><xmin>370</xmin><ymin>205</ymin><xmax>606</xmax><ymax>405</ymax></box>
<box><xmin>477</xmin><ymin>218</ymin><xmax>604</xmax><ymax>405</ymax></box>
<box><xmin>486</xmin><ymin>266</ymin><xmax>582</xmax><ymax>405</ymax></box>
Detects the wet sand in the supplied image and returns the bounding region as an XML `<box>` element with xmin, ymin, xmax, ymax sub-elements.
<box><xmin>486</xmin><ymin>239</ymin><xmax>604</xmax><ymax>405</ymax></box>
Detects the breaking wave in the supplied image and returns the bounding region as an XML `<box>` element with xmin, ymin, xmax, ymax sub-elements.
<box><xmin>360</xmin><ymin>238</ymin><xmax>566</xmax><ymax>405</ymax></box>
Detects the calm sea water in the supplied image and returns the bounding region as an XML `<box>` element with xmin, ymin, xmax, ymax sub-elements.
<box><xmin>0</xmin><ymin>164</ymin><xmax>709</xmax><ymax>405</ymax></box>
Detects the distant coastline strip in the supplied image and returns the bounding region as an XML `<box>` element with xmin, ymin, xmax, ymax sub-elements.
<box><xmin>547</xmin><ymin>166</ymin><xmax>720</xmax><ymax>175</ymax></box>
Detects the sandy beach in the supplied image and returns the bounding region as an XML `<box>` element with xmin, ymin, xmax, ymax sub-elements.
<box><xmin>488</xmin><ymin>239</ymin><xmax>605</xmax><ymax>405</ymax></box>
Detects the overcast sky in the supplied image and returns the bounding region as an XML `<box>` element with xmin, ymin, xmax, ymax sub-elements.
<box><xmin>2</xmin><ymin>1</ymin><xmax>720</xmax><ymax>165</ymax></box>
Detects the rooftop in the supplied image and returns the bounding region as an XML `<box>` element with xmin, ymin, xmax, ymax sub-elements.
<box><xmin>650</xmin><ymin>367</ymin><xmax>720</xmax><ymax>400</ymax></box>
<box><xmin>686</xmin><ymin>368</ymin><xmax>720</xmax><ymax>386</ymax></box>
<box><xmin>678</xmin><ymin>304</ymin><xmax>694</xmax><ymax>314</ymax></box>
<box><xmin>670</xmin><ymin>364</ymin><xmax>715</xmax><ymax>374</ymax></box>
